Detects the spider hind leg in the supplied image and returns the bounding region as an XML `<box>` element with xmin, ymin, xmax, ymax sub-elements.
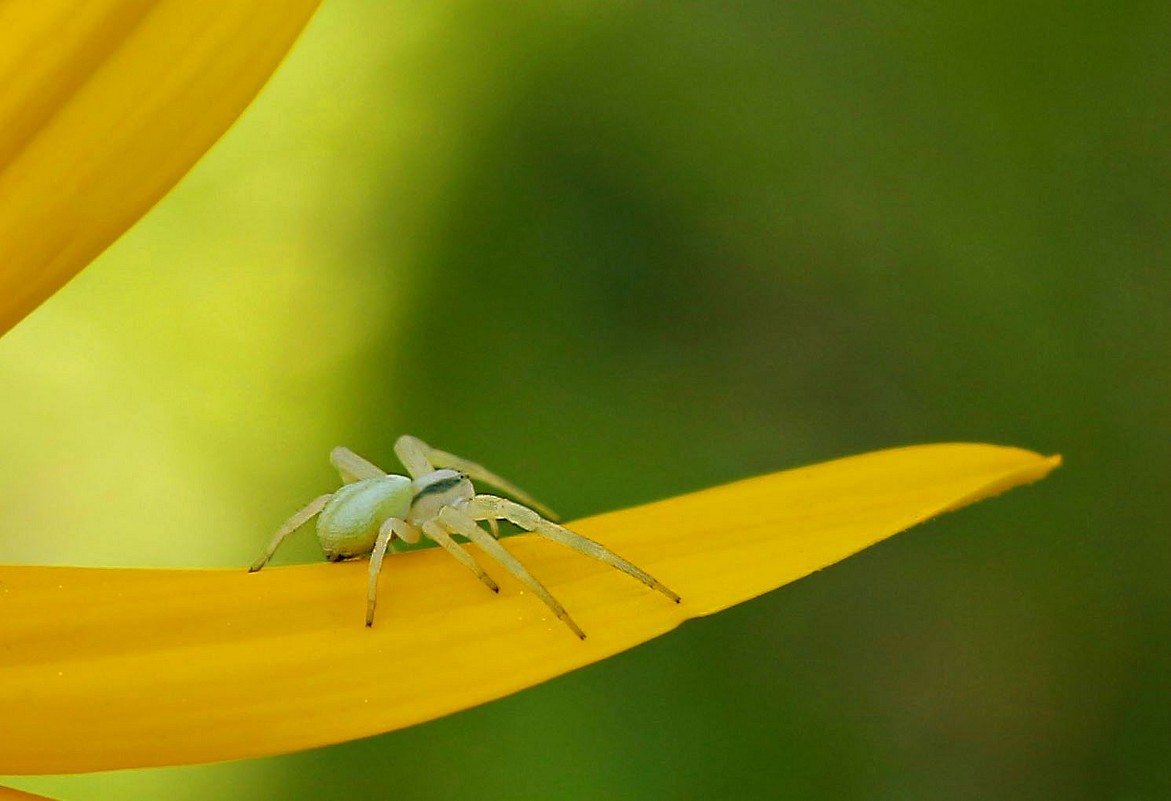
<box><xmin>249</xmin><ymin>493</ymin><xmax>333</xmax><ymax>572</ymax></box>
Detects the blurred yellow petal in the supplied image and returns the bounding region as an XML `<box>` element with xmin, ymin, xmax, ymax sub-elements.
<box><xmin>0</xmin><ymin>787</ymin><xmax>55</xmax><ymax>801</ymax></box>
<box><xmin>0</xmin><ymin>443</ymin><xmax>1058</xmax><ymax>774</ymax></box>
<box><xmin>0</xmin><ymin>0</ymin><xmax>321</xmax><ymax>336</ymax></box>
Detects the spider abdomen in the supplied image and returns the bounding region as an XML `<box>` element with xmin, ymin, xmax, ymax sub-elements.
<box><xmin>316</xmin><ymin>475</ymin><xmax>412</xmax><ymax>560</ymax></box>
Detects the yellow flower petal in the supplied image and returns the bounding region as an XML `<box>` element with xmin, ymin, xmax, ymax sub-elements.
<box><xmin>0</xmin><ymin>0</ymin><xmax>321</xmax><ymax>337</ymax></box>
<box><xmin>0</xmin><ymin>786</ymin><xmax>54</xmax><ymax>801</ymax></box>
<box><xmin>0</xmin><ymin>443</ymin><xmax>1058</xmax><ymax>774</ymax></box>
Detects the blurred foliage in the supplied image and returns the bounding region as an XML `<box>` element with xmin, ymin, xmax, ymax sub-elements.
<box><xmin>3</xmin><ymin>0</ymin><xmax>1168</xmax><ymax>799</ymax></box>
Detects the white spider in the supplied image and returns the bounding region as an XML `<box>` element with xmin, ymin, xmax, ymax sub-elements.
<box><xmin>249</xmin><ymin>435</ymin><xmax>680</xmax><ymax>638</ymax></box>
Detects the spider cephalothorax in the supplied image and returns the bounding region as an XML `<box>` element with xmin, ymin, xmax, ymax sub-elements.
<box><xmin>249</xmin><ymin>435</ymin><xmax>679</xmax><ymax>638</ymax></box>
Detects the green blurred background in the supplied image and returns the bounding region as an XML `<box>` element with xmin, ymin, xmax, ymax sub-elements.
<box><xmin>3</xmin><ymin>1</ymin><xmax>1168</xmax><ymax>798</ymax></box>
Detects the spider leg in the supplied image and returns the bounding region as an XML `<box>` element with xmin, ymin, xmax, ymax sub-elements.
<box><xmin>463</xmin><ymin>495</ymin><xmax>681</xmax><ymax>603</ymax></box>
<box><xmin>393</xmin><ymin>435</ymin><xmax>436</xmax><ymax>479</ymax></box>
<box><xmin>330</xmin><ymin>446</ymin><xmax>387</xmax><ymax>483</ymax></box>
<box><xmin>396</xmin><ymin>434</ymin><xmax>559</xmax><ymax>521</ymax></box>
<box><xmin>437</xmin><ymin>506</ymin><xmax>586</xmax><ymax>639</ymax></box>
<box><xmin>249</xmin><ymin>493</ymin><xmax>333</xmax><ymax>572</ymax></box>
<box><xmin>367</xmin><ymin>517</ymin><xmax>420</xmax><ymax>626</ymax></box>
<box><xmin>421</xmin><ymin>520</ymin><xmax>500</xmax><ymax>595</ymax></box>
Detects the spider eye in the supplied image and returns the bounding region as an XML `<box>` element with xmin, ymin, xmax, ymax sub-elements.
<box><xmin>413</xmin><ymin>471</ymin><xmax>467</xmax><ymax>499</ymax></box>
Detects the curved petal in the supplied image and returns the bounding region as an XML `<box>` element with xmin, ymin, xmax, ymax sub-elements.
<box><xmin>0</xmin><ymin>443</ymin><xmax>1059</xmax><ymax>773</ymax></box>
<box><xmin>0</xmin><ymin>787</ymin><xmax>56</xmax><ymax>801</ymax></box>
<box><xmin>0</xmin><ymin>0</ymin><xmax>321</xmax><ymax>336</ymax></box>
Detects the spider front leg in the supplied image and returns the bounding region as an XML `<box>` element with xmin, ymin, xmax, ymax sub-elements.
<box><xmin>437</xmin><ymin>506</ymin><xmax>586</xmax><ymax>639</ymax></box>
<box><xmin>462</xmin><ymin>495</ymin><xmax>681</xmax><ymax>603</ymax></box>
<box><xmin>395</xmin><ymin>435</ymin><xmax>559</xmax><ymax>520</ymax></box>
<box><xmin>420</xmin><ymin>520</ymin><xmax>500</xmax><ymax>595</ymax></box>
<box><xmin>367</xmin><ymin>517</ymin><xmax>421</xmax><ymax>626</ymax></box>
<box><xmin>249</xmin><ymin>493</ymin><xmax>333</xmax><ymax>572</ymax></box>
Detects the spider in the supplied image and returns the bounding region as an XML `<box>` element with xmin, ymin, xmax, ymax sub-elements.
<box><xmin>249</xmin><ymin>435</ymin><xmax>680</xmax><ymax>638</ymax></box>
